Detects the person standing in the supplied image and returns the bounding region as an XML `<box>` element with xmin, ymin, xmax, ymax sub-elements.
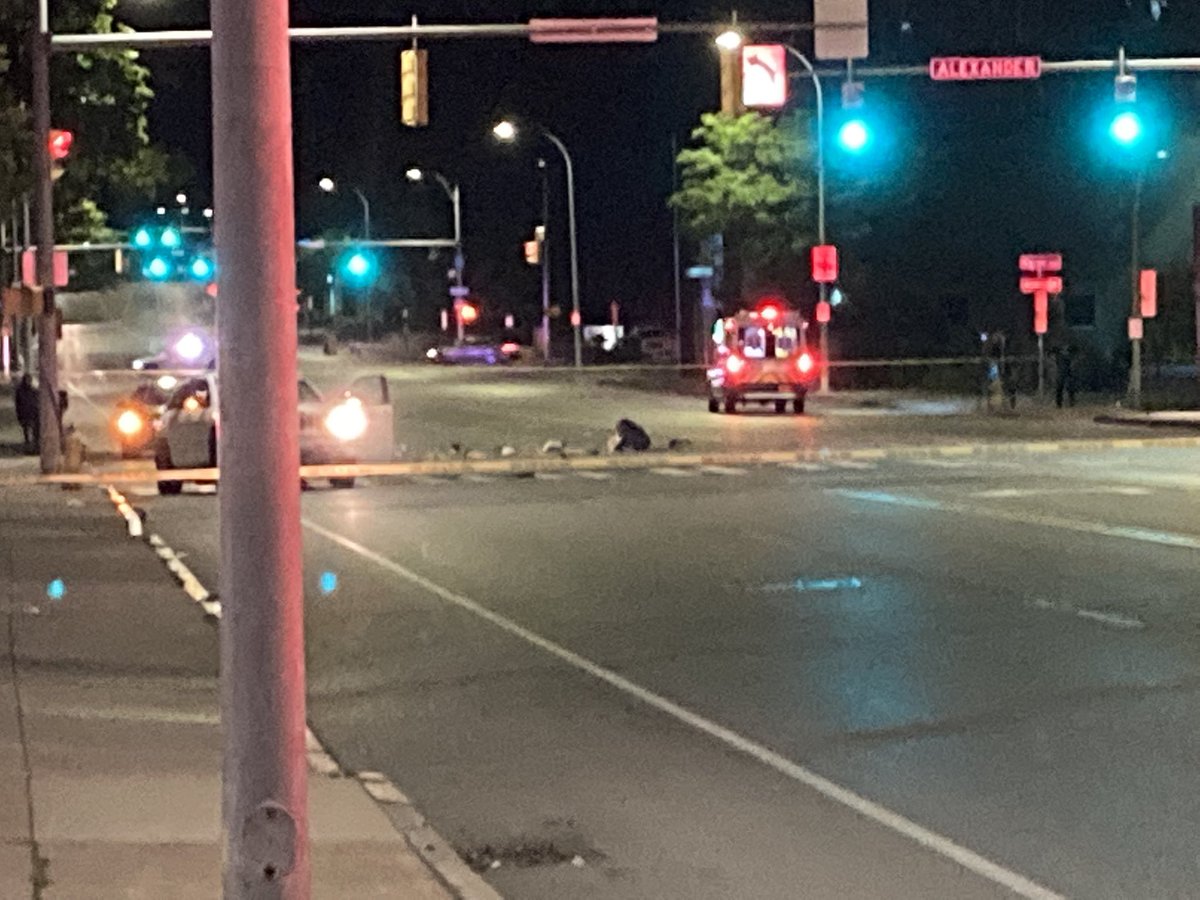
<box><xmin>14</xmin><ymin>373</ymin><xmax>39</xmax><ymax>453</ymax></box>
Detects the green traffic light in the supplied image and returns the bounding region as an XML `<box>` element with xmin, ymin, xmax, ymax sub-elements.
<box><xmin>160</xmin><ymin>227</ymin><xmax>182</xmax><ymax>248</ymax></box>
<box><xmin>133</xmin><ymin>227</ymin><xmax>153</xmax><ymax>248</ymax></box>
<box><xmin>1109</xmin><ymin>110</ymin><xmax>1143</xmax><ymax>145</ymax></box>
<box><xmin>144</xmin><ymin>257</ymin><xmax>171</xmax><ymax>280</ymax></box>
<box><xmin>189</xmin><ymin>257</ymin><xmax>214</xmax><ymax>280</ymax></box>
<box><xmin>837</xmin><ymin>119</ymin><xmax>871</xmax><ymax>153</ymax></box>
<box><xmin>341</xmin><ymin>249</ymin><xmax>377</xmax><ymax>284</ymax></box>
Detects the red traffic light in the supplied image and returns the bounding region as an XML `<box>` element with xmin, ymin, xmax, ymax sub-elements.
<box><xmin>48</xmin><ymin>129</ymin><xmax>73</xmax><ymax>161</ymax></box>
<box><xmin>811</xmin><ymin>244</ymin><xmax>838</xmax><ymax>283</ymax></box>
<box><xmin>815</xmin><ymin>300</ymin><xmax>832</xmax><ymax>324</ymax></box>
<box><xmin>459</xmin><ymin>302</ymin><xmax>478</xmax><ymax>324</ymax></box>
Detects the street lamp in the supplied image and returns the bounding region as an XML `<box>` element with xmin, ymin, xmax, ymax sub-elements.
<box><xmin>317</xmin><ymin>175</ymin><xmax>371</xmax><ymax>239</ymax></box>
<box><xmin>493</xmin><ymin>118</ymin><xmax>582</xmax><ymax>368</ymax></box>
<box><xmin>715</xmin><ymin>29</ymin><xmax>743</xmax><ymax>51</ymax></box>
<box><xmin>404</xmin><ymin>167</ymin><xmax>462</xmax><ymax>261</ymax></box>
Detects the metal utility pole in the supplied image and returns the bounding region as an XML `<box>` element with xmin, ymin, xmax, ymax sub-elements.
<box><xmin>31</xmin><ymin>13</ymin><xmax>61</xmax><ymax>473</ymax></box>
<box><xmin>541</xmin><ymin>130</ymin><xmax>582</xmax><ymax>368</ymax></box>
<box><xmin>784</xmin><ymin>45</ymin><xmax>830</xmax><ymax>394</ymax></box>
<box><xmin>538</xmin><ymin>158</ymin><xmax>551</xmax><ymax>360</ymax></box>
<box><xmin>671</xmin><ymin>134</ymin><xmax>683</xmax><ymax>365</ymax></box>
<box><xmin>1128</xmin><ymin>170</ymin><xmax>1143</xmax><ymax>408</ymax></box>
<box><xmin>212</xmin><ymin>0</ymin><xmax>309</xmax><ymax>895</ymax></box>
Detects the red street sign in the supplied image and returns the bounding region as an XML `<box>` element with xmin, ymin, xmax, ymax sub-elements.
<box><xmin>1019</xmin><ymin>275</ymin><xmax>1063</xmax><ymax>294</ymax></box>
<box><xmin>742</xmin><ymin>45</ymin><xmax>788</xmax><ymax>109</ymax></box>
<box><xmin>811</xmin><ymin>244</ymin><xmax>838</xmax><ymax>283</ymax></box>
<box><xmin>1139</xmin><ymin>269</ymin><xmax>1157</xmax><ymax>318</ymax></box>
<box><xmin>1019</xmin><ymin>253</ymin><xmax>1062</xmax><ymax>272</ymax></box>
<box><xmin>930</xmin><ymin>56</ymin><xmax>1042</xmax><ymax>81</ymax></box>
<box><xmin>1033</xmin><ymin>290</ymin><xmax>1049</xmax><ymax>335</ymax></box>
<box><xmin>1128</xmin><ymin>317</ymin><xmax>1143</xmax><ymax>341</ymax></box>
<box><xmin>21</xmin><ymin>248</ymin><xmax>69</xmax><ymax>288</ymax></box>
<box><xmin>529</xmin><ymin>17</ymin><xmax>658</xmax><ymax>43</ymax></box>
<box><xmin>815</xmin><ymin>300</ymin><xmax>831</xmax><ymax>324</ymax></box>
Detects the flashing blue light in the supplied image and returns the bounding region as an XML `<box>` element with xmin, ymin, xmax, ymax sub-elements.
<box><xmin>160</xmin><ymin>226</ymin><xmax>182</xmax><ymax>248</ymax></box>
<box><xmin>189</xmin><ymin>257</ymin><xmax>214</xmax><ymax>280</ymax></box>
<box><xmin>837</xmin><ymin>119</ymin><xmax>871</xmax><ymax>153</ymax></box>
<box><xmin>1109</xmin><ymin>110</ymin><xmax>1143</xmax><ymax>146</ymax></box>
<box><xmin>319</xmin><ymin>571</ymin><xmax>338</xmax><ymax>595</ymax></box>
<box><xmin>46</xmin><ymin>578</ymin><xmax>65</xmax><ymax>601</ymax></box>
<box><xmin>144</xmin><ymin>257</ymin><xmax>171</xmax><ymax>280</ymax></box>
<box><xmin>133</xmin><ymin>227</ymin><xmax>153</xmax><ymax>248</ymax></box>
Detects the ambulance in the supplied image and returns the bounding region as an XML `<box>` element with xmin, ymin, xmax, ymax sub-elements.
<box><xmin>707</xmin><ymin>299</ymin><xmax>818</xmax><ymax>414</ymax></box>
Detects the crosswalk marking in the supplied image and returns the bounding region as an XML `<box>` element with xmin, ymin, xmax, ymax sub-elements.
<box><xmin>575</xmin><ymin>471</ymin><xmax>614</xmax><ymax>480</ymax></box>
<box><xmin>782</xmin><ymin>462</ymin><xmax>827</xmax><ymax>472</ymax></box>
<box><xmin>651</xmin><ymin>467</ymin><xmax>700</xmax><ymax>477</ymax></box>
<box><xmin>699</xmin><ymin>466</ymin><xmax>749</xmax><ymax>476</ymax></box>
<box><xmin>534</xmin><ymin>472</ymin><xmax>568</xmax><ymax>481</ymax></box>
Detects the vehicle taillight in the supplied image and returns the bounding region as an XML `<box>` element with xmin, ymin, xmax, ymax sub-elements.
<box><xmin>725</xmin><ymin>354</ymin><xmax>745</xmax><ymax>375</ymax></box>
<box><xmin>500</xmin><ymin>341</ymin><xmax>520</xmax><ymax>355</ymax></box>
<box><xmin>797</xmin><ymin>352</ymin><xmax>814</xmax><ymax>374</ymax></box>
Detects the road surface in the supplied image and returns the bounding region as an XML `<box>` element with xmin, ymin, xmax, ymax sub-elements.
<box><xmin>121</xmin><ymin>443</ymin><xmax>1200</xmax><ymax>899</ymax></box>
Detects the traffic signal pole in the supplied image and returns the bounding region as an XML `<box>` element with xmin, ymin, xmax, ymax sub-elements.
<box><xmin>1129</xmin><ymin>170</ymin><xmax>1143</xmax><ymax>408</ymax></box>
<box><xmin>31</xmin><ymin>15</ymin><xmax>61</xmax><ymax>473</ymax></box>
<box><xmin>212</xmin><ymin>0</ymin><xmax>309</xmax><ymax>896</ymax></box>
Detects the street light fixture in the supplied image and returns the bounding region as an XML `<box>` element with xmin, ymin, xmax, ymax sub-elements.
<box><xmin>403</xmin><ymin>166</ymin><xmax>465</xmax><ymax>317</ymax></box>
<box><xmin>317</xmin><ymin>175</ymin><xmax>371</xmax><ymax>239</ymax></box>
<box><xmin>715</xmin><ymin>29</ymin><xmax>743</xmax><ymax>51</ymax></box>
<box><xmin>492</xmin><ymin>118</ymin><xmax>582</xmax><ymax>368</ymax></box>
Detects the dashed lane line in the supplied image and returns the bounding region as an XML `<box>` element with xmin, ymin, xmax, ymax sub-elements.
<box><xmin>302</xmin><ymin>518</ymin><xmax>1066</xmax><ymax>900</ymax></box>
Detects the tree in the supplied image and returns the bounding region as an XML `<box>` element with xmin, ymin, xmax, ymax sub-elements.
<box><xmin>0</xmin><ymin>0</ymin><xmax>174</xmax><ymax>248</ymax></box>
<box><xmin>671</xmin><ymin>112</ymin><xmax>816</xmax><ymax>301</ymax></box>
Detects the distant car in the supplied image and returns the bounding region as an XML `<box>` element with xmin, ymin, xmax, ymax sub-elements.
<box><xmin>633</xmin><ymin>327</ymin><xmax>676</xmax><ymax>363</ymax></box>
<box><xmin>425</xmin><ymin>336</ymin><xmax>524</xmax><ymax>366</ymax></box>
<box><xmin>153</xmin><ymin>373</ymin><xmax>393</xmax><ymax>495</ymax></box>
<box><xmin>111</xmin><ymin>377</ymin><xmax>175</xmax><ymax>459</ymax></box>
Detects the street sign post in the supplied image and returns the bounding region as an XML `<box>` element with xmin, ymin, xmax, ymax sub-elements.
<box><xmin>1019</xmin><ymin>252</ymin><xmax>1064</xmax><ymax>400</ymax></box>
<box><xmin>1139</xmin><ymin>268</ymin><xmax>1157</xmax><ymax>318</ymax></box>
<box><xmin>1019</xmin><ymin>253</ymin><xmax>1062</xmax><ymax>272</ymax></box>
<box><xmin>930</xmin><ymin>56</ymin><xmax>1042</xmax><ymax>81</ymax></box>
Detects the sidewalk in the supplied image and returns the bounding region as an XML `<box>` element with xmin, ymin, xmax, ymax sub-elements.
<box><xmin>0</xmin><ymin>483</ymin><xmax>460</xmax><ymax>899</ymax></box>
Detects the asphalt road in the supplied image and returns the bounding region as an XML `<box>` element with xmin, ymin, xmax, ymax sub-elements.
<box><xmin>123</xmin><ymin>444</ymin><xmax>1200</xmax><ymax>899</ymax></box>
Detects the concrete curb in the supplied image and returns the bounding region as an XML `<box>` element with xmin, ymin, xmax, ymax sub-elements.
<box><xmin>27</xmin><ymin>434</ymin><xmax>1200</xmax><ymax>488</ymax></box>
<box><xmin>100</xmin><ymin>486</ymin><xmax>502</xmax><ymax>900</ymax></box>
<box><xmin>1094</xmin><ymin>414</ymin><xmax>1200</xmax><ymax>430</ymax></box>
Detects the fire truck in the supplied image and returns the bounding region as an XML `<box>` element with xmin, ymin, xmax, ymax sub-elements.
<box><xmin>707</xmin><ymin>299</ymin><xmax>818</xmax><ymax>414</ymax></box>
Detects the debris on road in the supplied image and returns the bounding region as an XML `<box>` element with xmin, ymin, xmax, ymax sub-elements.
<box><xmin>541</xmin><ymin>439</ymin><xmax>565</xmax><ymax>455</ymax></box>
<box><xmin>608</xmin><ymin>418</ymin><xmax>651</xmax><ymax>453</ymax></box>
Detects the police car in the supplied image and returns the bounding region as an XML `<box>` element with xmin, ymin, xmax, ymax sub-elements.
<box><xmin>154</xmin><ymin>374</ymin><xmax>393</xmax><ymax>494</ymax></box>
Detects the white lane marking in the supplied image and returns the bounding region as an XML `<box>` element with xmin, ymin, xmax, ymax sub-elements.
<box><xmin>972</xmin><ymin>486</ymin><xmax>1151</xmax><ymax>499</ymax></box>
<box><xmin>302</xmin><ymin>518</ymin><xmax>1065</xmax><ymax>900</ymax></box>
<box><xmin>754</xmin><ymin>576</ymin><xmax>865</xmax><ymax>594</ymax></box>
<box><xmin>105</xmin><ymin>486</ymin><xmax>143</xmax><ymax>537</ymax></box>
<box><xmin>781</xmin><ymin>462</ymin><xmax>827</xmax><ymax>472</ymax></box>
<box><xmin>534</xmin><ymin>472</ymin><xmax>568</xmax><ymax>481</ymax></box>
<box><xmin>462</xmin><ymin>474</ymin><xmax>496</xmax><ymax>483</ymax></box>
<box><xmin>833</xmin><ymin>490</ymin><xmax>1200</xmax><ymax>551</ymax></box>
<box><xmin>37</xmin><ymin>705</ymin><xmax>219</xmax><ymax>725</ymax></box>
<box><xmin>699</xmin><ymin>465</ymin><xmax>748</xmax><ymax>476</ymax></box>
<box><xmin>574</xmin><ymin>471</ymin><xmax>614</xmax><ymax>481</ymax></box>
<box><xmin>651</xmin><ymin>467</ymin><xmax>700</xmax><ymax>477</ymax></box>
<box><xmin>129</xmin><ymin>486</ymin><xmax>159</xmax><ymax>498</ymax></box>
<box><xmin>908</xmin><ymin>459</ymin><xmax>971</xmax><ymax>469</ymax></box>
<box><xmin>830</xmin><ymin>460</ymin><xmax>877</xmax><ymax>470</ymax></box>
<box><xmin>1029</xmin><ymin>598</ymin><xmax>1145</xmax><ymax>631</ymax></box>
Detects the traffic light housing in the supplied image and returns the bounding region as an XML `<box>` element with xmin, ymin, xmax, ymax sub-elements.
<box><xmin>523</xmin><ymin>240</ymin><xmax>540</xmax><ymax>265</ymax></box>
<box><xmin>400</xmin><ymin>49</ymin><xmax>429</xmax><ymax>127</ymax></box>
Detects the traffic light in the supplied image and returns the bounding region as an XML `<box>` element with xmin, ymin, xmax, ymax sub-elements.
<box><xmin>340</xmin><ymin>248</ymin><xmax>377</xmax><ymax>285</ymax></box>
<box><xmin>143</xmin><ymin>256</ymin><xmax>172</xmax><ymax>280</ymax></box>
<box><xmin>523</xmin><ymin>240</ymin><xmax>540</xmax><ymax>265</ymax></box>
<box><xmin>188</xmin><ymin>256</ymin><xmax>215</xmax><ymax>281</ymax></box>
<box><xmin>400</xmin><ymin>49</ymin><xmax>429</xmax><ymax>127</ymax></box>
<box><xmin>160</xmin><ymin>226</ymin><xmax>182</xmax><ymax>249</ymax></box>
<box><xmin>133</xmin><ymin>227</ymin><xmax>153</xmax><ymax>249</ymax></box>
<box><xmin>837</xmin><ymin>118</ymin><xmax>871</xmax><ymax>153</ymax></box>
<box><xmin>459</xmin><ymin>302</ymin><xmax>478</xmax><ymax>325</ymax></box>
<box><xmin>48</xmin><ymin>129</ymin><xmax>73</xmax><ymax>160</ymax></box>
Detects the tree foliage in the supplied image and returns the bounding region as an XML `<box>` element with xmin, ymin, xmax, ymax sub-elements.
<box><xmin>670</xmin><ymin>112</ymin><xmax>816</xmax><ymax>297</ymax></box>
<box><xmin>0</xmin><ymin>0</ymin><xmax>174</xmax><ymax>243</ymax></box>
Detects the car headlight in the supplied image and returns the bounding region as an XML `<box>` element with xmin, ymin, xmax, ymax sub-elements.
<box><xmin>175</xmin><ymin>332</ymin><xmax>205</xmax><ymax>362</ymax></box>
<box><xmin>324</xmin><ymin>397</ymin><xmax>368</xmax><ymax>442</ymax></box>
<box><xmin>426</xmin><ymin>347</ymin><xmax>439</xmax><ymax>360</ymax></box>
<box><xmin>157</xmin><ymin>374</ymin><xmax>178</xmax><ymax>391</ymax></box>
<box><xmin>116</xmin><ymin>409</ymin><xmax>144</xmax><ymax>436</ymax></box>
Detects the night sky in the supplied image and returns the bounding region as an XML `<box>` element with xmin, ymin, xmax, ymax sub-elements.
<box><xmin>108</xmin><ymin>0</ymin><xmax>1200</xmax><ymax>350</ymax></box>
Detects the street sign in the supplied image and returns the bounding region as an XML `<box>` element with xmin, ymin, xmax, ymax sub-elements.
<box><xmin>814</xmin><ymin>0</ymin><xmax>869</xmax><ymax>61</ymax></box>
<box><xmin>811</xmin><ymin>245</ymin><xmax>838</xmax><ymax>283</ymax></box>
<box><xmin>1019</xmin><ymin>275</ymin><xmax>1063</xmax><ymax>294</ymax></box>
<box><xmin>742</xmin><ymin>45</ymin><xmax>788</xmax><ymax>108</ymax></box>
<box><xmin>1033</xmin><ymin>290</ymin><xmax>1049</xmax><ymax>335</ymax></box>
<box><xmin>448</xmin><ymin>285</ymin><xmax>470</xmax><ymax>298</ymax></box>
<box><xmin>21</xmin><ymin>248</ymin><xmax>69</xmax><ymax>287</ymax></box>
<box><xmin>1128</xmin><ymin>317</ymin><xmax>1143</xmax><ymax>340</ymax></box>
<box><xmin>1139</xmin><ymin>269</ymin><xmax>1157</xmax><ymax>318</ymax></box>
<box><xmin>930</xmin><ymin>56</ymin><xmax>1042</xmax><ymax>81</ymax></box>
<box><xmin>1019</xmin><ymin>252</ymin><xmax>1062</xmax><ymax>272</ymax></box>
<box><xmin>528</xmin><ymin>17</ymin><xmax>657</xmax><ymax>43</ymax></box>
